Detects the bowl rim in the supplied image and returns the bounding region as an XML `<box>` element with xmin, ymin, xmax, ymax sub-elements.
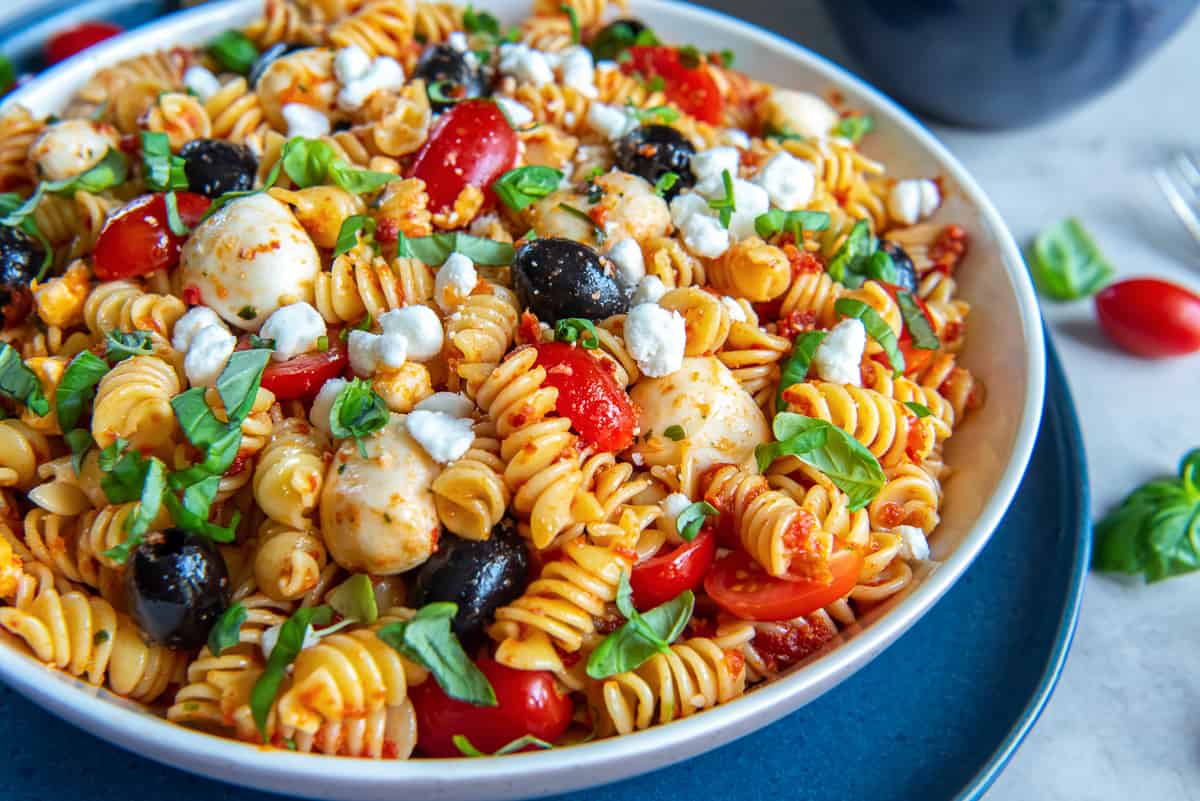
<box><xmin>0</xmin><ymin>0</ymin><xmax>1046</xmax><ymax>794</ymax></box>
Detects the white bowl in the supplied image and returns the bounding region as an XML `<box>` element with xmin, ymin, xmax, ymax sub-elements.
<box><xmin>0</xmin><ymin>2</ymin><xmax>1045</xmax><ymax>798</ymax></box>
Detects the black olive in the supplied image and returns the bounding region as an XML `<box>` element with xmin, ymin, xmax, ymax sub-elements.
<box><xmin>614</xmin><ymin>125</ymin><xmax>695</xmax><ymax>200</ymax></box>
<box><xmin>882</xmin><ymin>240</ymin><xmax>917</xmax><ymax>293</ymax></box>
<box><xmin>409</xmin><ymin>521</ymin><xmax>529</xmax><ymax>642</ymax></box>
<box><xmin>411</xmin><ymin>44</ymin><xmax>490</xmax><ymax>112</ymax></box>
<box><xmin>127</xmin><ymin>528</ymin><xmax>230</xmax><ymax>650</ymax></box>
<box><xmin>512</xmin><ymin>237</ymin><xmax>628</xmax><ymax>323</ymax></box>
<box><xmin>179</xmin><ymin>139</ymin><xmax>258</xmax><ymax>198</ymax></box>
<box><xmin>0</xmin><ymin>226</ymin><xmax>41</xmax><ymax>329</ymax></box>
<box><xmin>249</xmin><ymin>42</ymin><xmax>309</xmax><ymax>87</ymax></box>
<box><xmin>589</xmin><ymin>19</ymin><xmax>650</xmax><ymax>62</ymax></box>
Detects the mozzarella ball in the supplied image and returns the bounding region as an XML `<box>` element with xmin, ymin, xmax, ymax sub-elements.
<box><xmin>319</xmin><ymin>414</ymin><xmax>440</xmax><ymax>574</ymax></box>
<box><xmin>762</xmin><ymin>89</ymin><xmax>840</xmax><ymax>139</ymax></box>
<box><xmin>630</xmin><ymin>357</ymin><xmax>769</xmax><ymax>491</ymax></box>
<box><xmin>30</xmin><ymin>119</ymin><xmax>119</xmax><ymax>182</ymax></box>
<box><xmin>178</xmin><ymin>193</ymin><xmax>321</xmax><ymax>330</ymax></box>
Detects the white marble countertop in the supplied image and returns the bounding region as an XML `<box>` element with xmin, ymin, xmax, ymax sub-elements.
<box><xmin>695</xmin><ymin>2</ymin><xmax>1200</xmax><ymax>798</ymax></box>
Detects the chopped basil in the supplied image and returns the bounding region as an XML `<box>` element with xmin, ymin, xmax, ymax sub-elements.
<box><xmin>553</xmin><ymin>317</ymin><xmax>600</xmax><ymax>349</ymax></box>
<box><xmin>663</xmin><ymin>424</ymin><xmax>686</xmax><ymax>441</ymax></box>
<box><xmin>754</xmin><ymin>208</ymin><xmax>831</xmax><ymax>241</ymax></box>
<box><xmin>248</xmin><ymin>334</ymin><xmax>276</xmax><ymax>350</ymax></box>
<box><xmin>141</xmin><ymin>131</ymin><xmax>188</xmax><ymax>192</ymax></box>
<box><xmin>776</xmin><ymin>330</ymin><xmax>826</xmax><ymax>415</ymax></box>
<box><xmin>904</xmin><ymin>401</ymin><xmax>933</xmax><ymax>418</ymax></box>
<box><xmin>104</xmin><ymin>330</ymin><xmax>154</xmax><ymax>363</ymax></box>
<box><xmin>707</xmin><ymin>169</ymin><xmax>736</xmax><ymax>228</ymax></box>
<box><xmin>218</xmin><ymin>349</ymin><xmax>271</xmax><ymax>423</ymax></box>
<box><xmin>763</xmin><ymin>123</ymin><xmax>804</xmax><ymax>142</ymax></box>
<box><xmin>453</xmin><ymin>734</ymin><xmax>554</xmax><ymax>757</ymax></box>
<box><xmin>333</xmin><ymin>214</ymin><xmax>377</xmax><ymax>258</ymax></box>
<box><xmin>315</xmin><ymin>335</ymin><xmax>329</xmax><ymax>352</ymax></box>
<box><xmin>55</xmin><ymin>351</ymin><xmax>108</xmax><ymax>431</ymax></box>
<box><xmin>65</xmin><ymin>428</ymin><xmax>93</xmax><ymax>475</ymax></box>
<box><xmin>717</xmin><ymin>48</ymin><xmax>736</xmax><ymax>68</ymax></box>
<box><xmin>627</xmin><ymin>104</ymin><xmax>679</xmax><ymax>125</ymax></box>
<box><xmin>826</xmin><ymin>219</ymin><xmax>874</xmax><ymax>289</ymax></box>
<box><xmin>865</xmin><ymin>249</ymin><xmax>897</xmax><ymax>284</ymax></box>
<box><xmin>377</xmin><ymin>603</ymin><xmax>498</xmax><ymax>706</ymax></box>
<box><xmin>676</xmin><ymin>501</ymin><xmax>717</xmax><ymax>541</ymax></box>
<box><xmin>559</xmin><ymin>3</ymin><xmax>580</xmax><ymax>43</ymax></box>
<box><xmin>586</xmin><ymin>573</ymin><xmax>694</xmax><ymax>679</ymax></box>
<box><xmin>44</xmin><ymin>148</ymin><xmax>128</xmax><ymax>196</ymax></box>
<box><xmin>282</xmin><ymin>137</ymin><xmax>394</xmax><ymax>195</ymax></box>
<box><xmin>207</xmin><ymin>29</ymin><xmax>259</xmax><ymax>75</ymax></box>
<box><xmin>406</xmin><ymin>232</ymin><xmax>515</xmax><ymax>266</ymax></box>
<box><xmin>834</xmin><ymin>297</ymin><xmax>904</xmax><ymax>377</ymax></box>
<box><xmin>897</xmin><ymin>291</ymin><xmax>940</xmax><ymax>350</ymax></box>
<box><xmin>556</xmin><ymin>203</ymin><xmax>605</xmax><ymax>245</ymax></box>
<box><xmin>1028</xmin><ymin>218</ymin><xmax>1114</xmax><ymax>301</ymax></box>
<box><xmin>326</xmin><ymin>574</ymin><xmax>379</xmax><ymax>624</ymax></box>
<box><xmin>832</xmin><ymin>114</ymin><xmax>874</xmax><ymax>144</ymax></box>
<box><xmin>102</xmin><ymin>456</ymin><xmax>166</xmax><ymax>564</ymax></box>
<box><xmin>493</xmin><ymin>166</ymin><xmax>563</xmax><ymax>212</ymax></box>
<box><xmin>427</xmin><ymin>79</ymin><xmax>465</xmax><ymax>106</ymax></box>
<box><xmin>208</xmin><ymin>602</ymin><xmax>247</xmax><ymax>656</ymax></box>
<box><xmin>163</xmin><ymin>191</ymin><xmax>190</xmax><ymax>236</ymax></box>
<box><xmin>677</xmin><ymin>45</ymin><xmax>703</xmax><ymax>70</ymax></box>
<box><xmin>0</xmin><ymin>343</ymin><xmax>49</xmax><ymax>416</ymax></box>
<box><xmin>99</xmin><ymin>443</ymin><xmax>153</xmax><ymax>504</ymax></box>
<box><xmin>0</xmin><ymin>190</ymin><xmax>53</xmax><ymax>280</ymax></box>
<box><xmin>237</xmin><ymin>305</ymin><xmax>256</xmax><ymax>320</ymax></box>
<box><xmin>654</xmin><ymin>171</ymin><xmax>679</xmax><ymax>197</ymax></box>
<box><xmin>589</xmin><ymin>20</ymin><xmax>658</xmax><ymax>61</ymax></box>
<box><xmin>329</xmin><ymin>378</ymin><xmax>389</xmax><ymax>457</ymax></box>
<box><xmin>250</xmin><ymin>605</ymin><xmax>334</xmax><ymax>740</ymax></box>
<box><xmin>163</xmin><ymin>474</ymin><xmax>239</xmax><ymax>542</ymax></box>
<box><xmin>755</xmin><ymin>412</ymin><xmax>885</xmax><ymax>511</ymax></box>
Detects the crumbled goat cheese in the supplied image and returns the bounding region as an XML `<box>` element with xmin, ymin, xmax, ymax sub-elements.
<box><xmin>259</xmin><ymin>302</ymin><xmax>327</xmax><ymax>362</ymax></box>
<box><xmin>172</xmin><ymin>306</ymin><xmax>228</xmax><ymax>352</ymax></box>
<box><xmin>680</xmin><ymin>213</ymin><xmax>730</xmax><ymax>259</ymax></box>
<box><xmin>626</xmin><ymin>303</ymin><xmax>686</xmax><ymax>378</ymax></box>
<box><xmin>446</xmin><ymin>31</ymin><xmax>468</xmax><ymax>52</ymax></box>
<box><xmin>812</xmin><ymin>318</ymin><xmax>867</xmax><ymax>386</ymax></box>
<box><xmin>720</xmin><ymin>296</ymin><xmax>747</xmax><ymax>322</ymax></box>
<box><xmin>887</xmin><ymin>179</ymin><xmax>941</xmax><ymax>225</ymax></box>
<box><xmin>494</xmin><ymin>96</ymin><xmax>534</xmax><ymax>128</ymax></box>
<box><xmin>558</xmin><ymin>45</ymin><xmax>597</xmax><ymax>97</ymax></box>
<box><xmin>662</xmin><ymin>493</ymin><xmax>692</xmax><ymax>522</ymax></box>
<box><xmin>766</xmin><ymin>89</ymin><xmax>840</xmax><ymax>139</ymax></box>
<box><xmin>690</xmin><ymin>147</ymin><xmax>740</xmax><ymax>183</ymax></box>
<box><xmin>334</xmin><ymin>45</ymin><xmax>372</xmax><ymax>84</ymax></box>
<box><xmin>282</xmin><ymin>103</ymin><xmax>331</xmax><ymax>138</ymax></box>
<box><xmin>405</xmin><ymin>409</ymin><xmax>475</xmax><ymax>463</ymax></box>
<box><xmin>753</xmin><ymin>152</ymin><xmax>816</xmax><ymax>210</ymax></box>
<box><xmin>183</xmin><ymin>66</ymin><xmax>221</xmax><ymax>102</ymax></box>
<box><xmin>721</xmin><ymin>129</ymin><xmax>751</xmax><ymax>149</ymax></box>
<box><xmin>631</xmin><ymin>275</ymin><xmax>667</xmax><ymax>306</ymax></box>
<box><xmin>337</xmin><ymin>56</ymin><xmax>405</xmax><ymax>111</ymax></box>
<box><xmin>184</xmin><ymin>325</ymin><xmax>236</xmax><ymax>387</ymax></box>
<box><xmin>414</xmin><ymin>392</ymin><xmax>474</xmax><ymax>418</ymax></box>
<box><xmin>379</xmin><ymin>305</ymin><xmax>444</xmax><ymax>362</ymax></box>
<box><xmin>498</xmin><ymin>43</ymin><xmax>555</xmax><ymax>86</ymax></box>
<box><xmin>309</xmin><ymin>378</ymin><xmax>348</xmax><ymax>435</ymax></box>
<box><xmin>435</xmin><ymin>252</ymin><xmax>478</xmax><ymax>312</ymax></box>
<box><xmin>606</xmin><ymin>238</ymin><xmax>645</xmax><ymax>290</ymax></box>
<box><xmin>586</xmin><ymin>102</ymin><xmax>637</xmax><ymax>140</ymax></box>
<box><xmin>896</xmin><ymin>525</ymin><xmax>931</xmax><ymax>561</ymax></box>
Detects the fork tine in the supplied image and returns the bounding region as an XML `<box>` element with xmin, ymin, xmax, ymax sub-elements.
<box><xmin>1156</xmin><ymin>165</ymin><xmax>1200</xmax><ymax>250</ymax></box>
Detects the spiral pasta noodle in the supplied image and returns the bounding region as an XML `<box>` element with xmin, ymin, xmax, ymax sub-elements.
<box><xmin>330</xmin><ymin>0</ymin><xmax>414</xmax><ymax>59</ymax></box>
<box><xmin>446</xmin><ymin>283</ymin><xmax>520</xmax><ymax>395</ymax></box>
<box><xmin>708</xmin><ymin>237</ymin><xmax>792</xmax><ymax>302</ymax></box>
<box><xmin>0</xmin><ymin>107</ymin><xmax>42</xmax><ymax>193</ymax></box>
<box><xmin>432</xmin><ymin>420</ymin><xmax>510</xmax><ymax>541</ymax></box>
<box><xmin>204</xmin><ymin>78</ymin><xmax>266</xmax><ymax>144</ymax></box>
<box><xmin>253</xmin><ymin>522</ymin><xmax>329</xmax><ymax>602</ymax></box>
<box><xmin>83</xmin><ymin>280</ymin><xmax>187</xmax><ymax>341</ymax></box>
<box><xmin>91</xmin><ymin>355</ymin><xmax>180</xmax><ymax>452</ymax></box>
<box><xmin>253</xmin><ymin>417</ymin><xmax>328</xmax><ymax>529</ymax></box>
<box><xmin>313</xmin><ymin>241</ymin><xmax>409</xmax><ymax>325</ymax></box>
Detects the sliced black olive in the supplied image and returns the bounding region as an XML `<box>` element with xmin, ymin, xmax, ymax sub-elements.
<box><xmin>614</xmin><ymin>125</ymin><xmax>695</xmax><ymax>200</ymax></box>
<box><xmin>512</xmin><ymin>237</ymin><xmax>628</xmax><ymax>323</ymax></box>
<box><xmin>589</xmin><ymin>19</ymin><xmax>651</xmax><ymax>61</ymax></box>
<box><xmin>409</xmin><ymin>520</ymin><xmax>529</xmax><ymax>642</ymax></box>
<box><xmin>882</xmin><ymin>240</ymin><xmax>917</xmax><ymax>293</ymax></box>
<box><xmin>411</xmin><ymin>44</ymin><xmax>490</xmax><ymax>112</ymax></box>
<box><xmin>179</xmin><ymin>139</ymin><xmax>258</xmax><ymax>198</ymax></box>
<box><xmin>249</xmin><ymin>42</ymin><xmax>309</xmax><ymax>87</ymax></box>
<box><xmin>0</xmin><ymin>226</ymin><xmax>42</xmax><ymax>329</ymax></box>
<box><xmin>127</xmin><ymin>528</ymin><xmax>230</xmax><ymax>650</ymax></box>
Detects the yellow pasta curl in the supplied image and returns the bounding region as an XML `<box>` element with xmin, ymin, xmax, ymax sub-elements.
<box><xmin>253</xmin><ymin>522</ymin><xmax>328</xmax><ymax>603</ymax></box>
<box><xmin>0</xmin><ymin>420</ymin><xmax>51</xmax><ymax>491</ymax></box>
<box><xmin>91</xmin><ymin>355</ymin><xmax>180</xmax><ymax>452</ymax></box>
<box><xmin>253</xmin><ymin>417</ymin><xmax>328</xmax><ymax>529</ymax></box>
<box><xmin>709</xmin><ymin>237</ymin><xmax>792</xmax><ymax>302</ymax></box>
<box><xmin>0</xmin><ymin>106</ymin><xmax>42</xmax><ymax>193</ymax></box>
<box><xmin>313</xmin><ymin>241</ymin><xmax>411</xmax><ymax>325</ymax></box>
<box><xmin>204</xmin><ymin>78</ymin><xmax>266</xmax><ymax>144</ymax></box>
<box><xmin>83</xmin><ymin>279</ymin><xmax>186</xmax><ymax>340</ymax></box>
<box><xmin>432</xmin><ymin>420</ymin><xmax>510</xmax><ymax>541</ymax></box>
<box><xmin>330</xmin><ymin>0</ymin><xmax>415</xmax><ymax>59</ymax></box>
<box><xmin>446</xmin><ymin>283</ymin><xmax>520</xmax><ymax>396</ymax></box>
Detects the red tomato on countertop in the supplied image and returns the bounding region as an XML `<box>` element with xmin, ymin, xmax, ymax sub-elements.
<box><xmin>704</xmin><ymin>549</ymin><xmax>863</xmax><ymax>622</ymax></box>
<box><xmin>92</xmin><ymin>192</ymin><xmax>210</xmax><ymax>280</ymax></box>
<box><xmin>1094</xmin><ymin>277</ymin><xmax>1200</xmax><ymax>358</ymax></box>
<box><xmin>45</xmin><ymin>21</ymin><xmax>124</xmax><ymax>65</ymax></box>
<box><xmin>535</xmin><ymin>341</ymin><xmax>637</xmax><ymax>452</ymax></box>
<box><xmin>631</xmin><ymin>529</ymin><xmax>716</xmax><ymax>610</ymax></box>
<box><xmin>409</xmin><ymin>99</ymin><xmax>518</xmax><ymax>214</ymax></box>
<box><xmin>411</xmin><ymin>657</ymin><xmax>573</xmax><ymax>757</ymax></box>
<box><xmin>621</xmin><ymin>46</ymin><xmax>724</xmax><ymax>124</ymax></box>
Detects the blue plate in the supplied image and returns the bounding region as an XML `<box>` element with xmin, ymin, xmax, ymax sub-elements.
<box><xmin>0</xmin><ymin>335</ymin><xmax>1089</xmax><ymax>801</ymax></box>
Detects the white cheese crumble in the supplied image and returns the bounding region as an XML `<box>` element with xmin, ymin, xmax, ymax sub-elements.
<box><xmin>586</xmin><ymin>102</ymin><xmax>637</xmax><ymax>141</ymax></box>
<box><xmin>690</xmin><ymin>147</ymin><xmax>740</xmax><ymax>183</ymax></box>
<box><xmin>626</xmin><ymin>303</ymin><xmax>686</xmax><ymax>378</ymax></box>
<box><xmin>896</xmin><ymin>524</ymin><xmax>931</xmax><ymax>561</ymax></box>
<box><xmin>498</xmin><ymin>43</ymin><xmax>555</xmax><ymax>86</ymax></box>
<box><xmin>887</xmin><ymin>178</ymin><xmax>941</xmax><ymax>226</ymax></box>
<box><xmin>720</xmin><ymin>296</ymin><xmax>747</xmax><ymax>322</ymax></box>
<box><xmin>695</xmin><ymin>174</ymin><xmax>770</xmax><ymax>241</ymax></box>
<box><xmin>558</xmin><ymin>45</ymin><xmax>597</xmax><ymax>97</ymax></box>
<box><xmin>379</xmin><ymin>305</ymin><xmax>444</xmax><ymax>362</ymax></box>
<box><xmin>606</xmin><ymin>238</ymin><xmax>645</xmax><ymax>291</ymax></box>
<box><xmin>680</xmin><ymin>213</ymin><xmax>730</xmax><ymax>259</ymax></box>
<box><xmin>721</xmin><ymin>129</ymin><xmax>751</xmax><ymax>149</ymax></box>
<box><xmin>172</xmin><ymin>306</ymin><xmax>228</xmax><ymax>352</ymax></box>
<box><xmin>494</xmin><ymin>95</ymin><xmax>534</xmax><ymax>128</ymax></box>
<box><xmin>631</xmin><ymin>275</ymin><xmax>667</xmax><ymax>306</ymax></box>
<box><xmin>348</xmin><ymin>329</ymin><xmax>385</xmax><ymax>376</ymax></box>
<box><xmin>812</xmin><ymin>318</ymin><xmax>866</xmax><ymax>386</ymax></box>
<box><xmin>766</xmin><ymin>89</ymin><xmax>840</xmax><ymax>139</ymax></box>
<box><xmin>309</xmin><ymin>378</ymin><xmax>347</xmax><ymax>435</ymax></box>
<box><xmin>446</xmin><ymin>31</ymin><xmax>469</xmax><ymax>52</ymax></box>
<box><xmin>260</xmin><ymin>622</ymin><xmax>319</xmax><ymax>661</ymax></box>
<box><xmin>337</xmin><ymin>55</ymin><xmax>405</xmax><ymax>112</ymax></box>
<box><xmin>661</xmin><ymin>492</ymin><xmax>692</xmax><ymax>523</ymax></box>
<box><xmin>414</xmin><ymin>391</ymin><xmax>473</xmax><ymax>418</ymax></box>
<box><xmin>183</xmin><ymin>66</ymin><xmax>221</xmax><ymax>102</ymax></box>
<box><xmin>434</xmin><ymin>253</ymin><xmax>478</xmax><ymax>312</ymax></box>
<box><xmin>184</xmin><ymin>325</ymin><xmax>236</xmax><ymax>387</ymax></box>
<box><xmin>259</xmin><ymin>301</ymin><xmax>327</xmax><ymax>362</ymax></box>
<box><xmin>753</xmin><ymin>152</ymin><xmax>816</xmax><ymax>210</ymax></box>
<box><xmin>669</xmin><ymin>192</ymin><xmax>709</xmax><ymax>229</ymax></box>
<box><xmin>282</xmin><ymin>103</ymin><xmax>331</xmax><ymax>139</ymax></box>
<box><xmin>405</xmin><ymin>409</ymin><xmax>475</xmax><ymax>464</ymax></box>
<box><xmin>334</xmin><ymin>45</ymin><xmax>372</xmax><ymax>85</ymax></box>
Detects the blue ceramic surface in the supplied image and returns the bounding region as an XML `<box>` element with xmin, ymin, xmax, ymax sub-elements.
<box><xmin>0</xmin><ymin>335</ymin><xmax>1089</xmax><ymax>801</ymax></box>
<box><xmin>822</xmin><ymin>0</ymin><xmax>1198</xmax><ymax>128</ymax></box>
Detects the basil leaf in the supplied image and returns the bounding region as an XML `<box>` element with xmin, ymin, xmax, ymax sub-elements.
<box><xmin>776</xmin><ymin>330</ymin><xmax>826</xmax><ymax>414</ymax></box>
<box><xmin>1094</xmin><ymin>449</ymin><xmax>1200</xmax><ymax>583</ymax></box>
<box><xmin>104</xmin><ymin>330</ymin><xmax>154</xmax><ymax>363</ymax></box>
<box><xmin>217</xmin><ymin>348</ymin><xmax>270</xmax><ymax>424</ymax></box>
<box><xmin>208</xmin><ymin>602</ymin><xmax>247</xmax><ymax>656</ymax></box>
<box><xmin>493</xmin><ymin>166</ymin><xmax>562</xmax><ymax>212</ymax></box>
<box><xmin>280</xmin><ymin>138</ymin><xmax>394</xmax><ymax>195</ymax></box>
<box><xmin>0</xmin><ymin>185</ymin><xmax>45</xmax><ymax>229</ymax></box>
<box><xmin>586</xmin><ymin>590</ymin><xmax>694</xmax><ymax>679</ymax></box>
<box><xmin>65</xmin><ymin>428</ymin><xmax>93</xmax><ymax>475</ymax></box>
<box><xmin>333</xmin><ymin>214</ymin><xmax>377</xmax><ymax>258</ymax></box>
<box><xmin>553</xmin><ymin>317</ymin><xmax>599</xmax><ymax>349</ymax></box>
<box><xmin>904</xmin><ymin>401</ymin><xmax>933</xmax><ymax>419</ymax></box>
<box><xmin>654</xmin><ymin>171</ymin><xmax>679</xmax><ymax>197</ymax></box>
<box><xmin>756</xmin><ymin>413</ymin><xmax>885</xmax><ymax>510</ymax></box>
<box><xmin>463</xmin><ymin>5</ymin><xmax>501</xmax><ymax>38</ymax></box>
<box><xmin>250</xmin><ymin>605</ymin><xmax>334</xmax><ymax>740</ymax></box>
<box><xmin>615</xmin><ymin>568</ymin><xmax>636</xmax><ymax>620</ymax></box>
<box><xmin>326</xmin><ymin>574</ymin><xmax>379</xmax><ymax>624</ymax></box>
<box><xmin>56</xmin><ymin>351</ymin><xmax>108</xmax><ymax>431</ymax></box>
<box><xmin>0</xmin><ymin>343</ymin><xmax>49</xmax><ymax>416</ymax></box>
<box><xmin>97</xmin><ymin>438</ymin><xmax>129</xmax><ymax>473</ymax></box>
<box><xmin>329</xmin><ymin>378</ymin><xmax>389</xmax><ymax>456</ymax></box>
<box><xmin>170</xmin><ymin>388</ymin><xmax>245</xmax><ymax>477</ymax></box>
<box><xmin>754</xmin><ymin>209</ymin><xmax>831</xmax><ymax>240</ymax></box>
<box><xmin>453</xmin><ymin>734</ymin><xmax>554</xmax><ymax>756</ymax></box>
<box><xmin>327</xmin><ymin>158</ymin><xmax>395</xmax><ymax>194</ymax></box>
<box><xmin>163</xmin><ymin>191</ymin><xmax>190</xmax><ymax>236</ymax></box>
<box><xmin>826</xmin><ymin>219</ymin><xmax>872</xmax><ymax>288</ymax></box>
<box><xmin>662</xmin><ymin>424</ymin><xmax>685</xmax><ymax>441</ymax></box>
<box><xmin>834</xmin><ymin>297</ymin><xmax>904</xmax><ymax>376</ymax></box>
<box><xmin>0</xmin><ymin>55</ymin><xmax>14</xmax><ymax>94</ymax></box>
<box><xmin>1028</xmin><ymin>218</ymin><xmax>1114</xmax><ymax>301</ymax></box>
<box><xmin>377</xmin><ymin>603</ymin><xmax>498</xmax><ymax>706</ymax></box>
<box><xmin>163</xmin><ymin>474</ymin><xmax>239</xmax><ymax>542</ymax></box>
<box><xmin>560</xmin><ymin>2</ymin><xmax>580</xmax><ymax>43</ymax></box>
<box><xmin>706</xmin><ymin>169</ymin><xmax>736</xmax><ymax>228</ymax></box>
<box><xmin>628</xmin><ymin>104</ymin><xmax>679</xmax><ymax>124</ymax></box>
<box><xmin>102</xmin><ymin>457</ymin><xmax>166</xmax><ymax>564</ymax></box>
<box><xmin>590</xmin><ymin>20</ymin><xmax>658</xmax><ymax>60</ymax></box>
<box><xmin>865</xmin><ymin>249</ymin><xmax>897</xmax><ymax>284</ymax></box>
<box><xmin>832</xmin><ymin>114</ymin><xmax>874</xmax><ymax>143</ymax></box>
<box><xmin>676</xmin><ymin>501</ymin><xmax>717</xmax><ymax>542</ymax></box>
<box><xmin>896</xmin><ymin>291</ymin><xmax>939</xmax><ymax>350</ymax></box>
<box><xmin>44</xmin><ymin>148</ymin><xmax>128</xmax><ymax>195</ymax></box>
<box><xmin>141</xmin><ymin>131</ymin><xmax>188</xmax><ymax>192</ymax></box>
<box><xmin>406</xmin><ymin>232</ymin><xmax>515</xmax><ymax>266</ymax></box>
<box><xmin>99</xmin><ymin>445</ymin><xmax>153</xmax><ymax>504</ymax></box>
<box><xmin>208</xmin><ymin>29</ymin><xmax>259</xmax><ymax>75</ymax></box>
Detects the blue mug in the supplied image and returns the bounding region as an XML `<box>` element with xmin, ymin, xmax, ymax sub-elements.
<box><xmin>821</xmin><ymin>0</ymin><xmax>1199</xmax><ymax>128</ymax></box>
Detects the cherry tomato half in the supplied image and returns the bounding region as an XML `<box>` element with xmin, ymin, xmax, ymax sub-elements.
<box><xmin>411</xmin><ymin>657</ymin><xmax>573</xmax><ymax>757</ymax></box>
<box><xmin>704</xmin><ymin>549</ymin><xmax>863</xmax><ymax>622</ymax></box>
<box><xmin>535</xmin><ymin>341</ymin><xmax>636</xmax><ymax>452</ymax></box>
<box><xmin>45</xmin><ymin>21</ymin><xmax>124</xmax><ymax>65</ymax></box>
<box><xmin>259</xmin><ymin>344</ymin><xmax>349</xmax><ymax>401</ymax></box>
<box><xmin>92</xmin><ymin>192</ymin><xmax>210</xmax><ymax>280</ymax></box>
<box><xmin>1094</xmin><ymin>277</ymin><xmax>1200</xmax><ymax>358</ymax></box>
<box><xmin>621</xmin><ymin>46</ymin><xmax>724</xmax><ymax>124</ymax></box>
<box><xmin>409</xmin><ymin>99</ymin><xmax>518</xmax><ymax>213</ymax></box>
<box><xmin>630</xmin><ymin>529</ymin><xmax>716</xmax><ymax>610</ymax></box>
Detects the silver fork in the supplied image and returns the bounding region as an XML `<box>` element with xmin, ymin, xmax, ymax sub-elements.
<box><xmin>1155</xmin><ymin>152</ymin><xmax>1200</xmax><ymax>250</ymax></box>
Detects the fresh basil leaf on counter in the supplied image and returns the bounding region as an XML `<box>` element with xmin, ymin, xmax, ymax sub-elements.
<box><xmin>1028</xmin><ymin>218</ymin><xmax>1114</xmax><ymax>301</ymax></box>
